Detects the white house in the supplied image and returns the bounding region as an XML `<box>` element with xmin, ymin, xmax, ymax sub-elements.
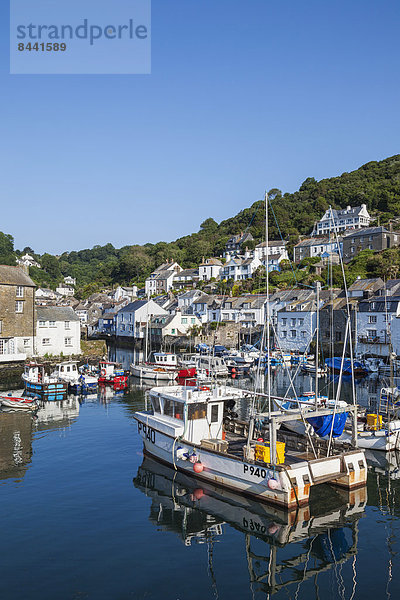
<box><xmin>199</xmin><ymin>258</ymin><xmax>223</xmax><ymax>281</ymax></box>
<box><xmin>151</xmin><ymin>311</ymin><xmax>202</xmax><ymax>338</ymax></box>
<box><xmin>206</xmin><ymin>296</ymin><xmax>267</xmax><ymax>328</ymax></box>
<box><xmin>17</xmin><ymin>253</ymin><xmax>41</xmax><ymax>269</ymax></box>
<box><xmin>254</xmin><ymin>241</ymin><xmax>289</xmax><ymax>262</ymax></box>
<box><xmin>56</xmin><ymin>283</ymin><xmax>75</xmax><ymax>297</ymax></box>
<box><xmin>35</xmin><ymin>306</ymin><xmax>81</xmax><ymax>356</ymax></box>
<box><xmin>111</xmin><ymin>286</ymin><xmax>138</xmax><ymax>302</ymax></box>
<box><xmin>355</xmin><ymin>295</ymin><xmax>400</xmax><ymax>358</ymax></box>
<box><xmin>221</xmin><ymin>254</ymin><xmax>262</xmax><ymax>281</ymax></box>
<box><xmin>145</xmin><ymin>262</ymin><xmax>182</xmax><ymax>295</ymax></box>
<box><xmin>116</xmin><ymin>299</ymin><xmax>167</xmax><ymax>339</ymax></box>
<box><xmin>177</xmin><ymin>290</ymin><xmax>204</xmax><ymax>311</ymax></box>
<box><xmin>276</xmin><ymin>300</ymin><xmax>317</xmax><ymax>352</ymax></box>
<box><xmin>35</xmin><ymin>288</ymin><xmax>61</xmax><ymax>302</ymax></box>
<box><xmin>312</xmin><ymin>204</ymin><xmax>371</xmax><ymax>236</ymax></box>
<box><xmin>64</xmin><ymin>276</ymin><xmax>76</xmax><ymax>286</ymax></box>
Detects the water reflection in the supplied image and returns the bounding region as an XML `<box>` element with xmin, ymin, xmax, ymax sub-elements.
<box><xmin>134</xmin><ymin>455</ymin><xmax>366</xmax><ymax>597</ymax></box>
<box><xmin>0</xmin><ymin>410</ymin><xmax>33</xmax><ymax>481</ymax></box>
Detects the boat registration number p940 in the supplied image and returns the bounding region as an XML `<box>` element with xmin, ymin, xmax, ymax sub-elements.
<box><xmin>137</xmin><ymin>421</ymin><xmax>156</xmax><ymax>444</ymax></box>
<box><xmin>243</xmin><ymin>464</ymin><xmax>268</xmax><ymax>479</ymax></box>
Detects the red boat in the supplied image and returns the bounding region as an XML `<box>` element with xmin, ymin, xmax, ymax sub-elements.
<box><xmin>98</xmin><ymin>361</ymin><xmax>128</xmax><ymax>386</ymax></box>
<box><xmin>0</xmin><ymin>394</ymin><xmax>39</xmax><ymax>410</ymax></box>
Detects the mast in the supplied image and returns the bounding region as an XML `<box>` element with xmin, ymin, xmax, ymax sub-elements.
<box><xmin>265</xmin><ymin>192</ymin><xmax>276</xmax><ymax>464</ymax></box>
<box><xmin>315</xmin><ymin>281</ymin><xmax>320</xmax><ymax>409</ymax></box>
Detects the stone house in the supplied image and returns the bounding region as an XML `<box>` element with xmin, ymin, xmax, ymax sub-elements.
<box><xmin>0</xmin><ymin>265</ymin><xmax>36</xmax><ymax>362</ymax></box>
<box><xmin>342</xmin><ymin>227</ymin><xmax>400</xmax><ymax>263</ymax></box>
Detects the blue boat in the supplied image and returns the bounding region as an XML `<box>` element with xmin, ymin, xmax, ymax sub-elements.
<box><xmin>325</xmin><ymin>357</ymin><xmax>369</xmax><ymax>377</ymax></box>
<box><xmin>22</xmin><ymin>363</ymin><xmax>68</xmax><ymax>399</ymax></box>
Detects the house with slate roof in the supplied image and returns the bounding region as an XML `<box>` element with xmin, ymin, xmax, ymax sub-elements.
<box><xmin>36</xmin><ymin>306</ymin><xmax>81</xmax><ymax>356</ymax></box>
<box><xmin>145</xmin><ymin>261</ymin><xmax>182</xmax><ymax>296</ymax></box>
<box><xmin>293</xmin><ymin>236</ymin><xmax>342</xmax><ymax>263</ymax></box>
<box><xmin>116</xmin><ymin>299</ymin><xmax>167</xmax><ymax>339</ymax></box>
<box><xmin>342</xmin><ymin>226</ymin><xmax>400</xmax><ymax>262</ymax></box>
<box><xmin>312</xmin><ymin>204</ymin><xmax>371</xmax><ymax>236</ymax></box>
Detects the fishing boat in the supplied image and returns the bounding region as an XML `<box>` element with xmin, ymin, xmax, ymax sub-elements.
<box><xmin>0</xmin><ymin>393</ymin><xmax>39</xmax><ymax>410</ymax></box>
<box><xmin>51</xmin><ymin>361</ymin><xmax>98</xmax><ymax>393</ymax></box>
<box><xmin>22</xmin><ymin>363</ymin><xmax>68</xmax><ymax>399</ymax></box>
<box><xmin>98</xmin><ymin>361</ymin><xmax>128</xmax><ymax>386</ymax></box>
<box><xmin>130</xmin><ymin>363</ymin><xmax>177</xmax><ymax>381</ymax></box>
<box><xmin>131</xmin><ymin>352</ymin><xmax>197</xmax><ymax>381</ymax></box>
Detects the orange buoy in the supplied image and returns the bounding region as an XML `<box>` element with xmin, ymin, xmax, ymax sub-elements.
<box><xmin>193</xmin><ymin>462</ymin><xmax>204</xmax><ymax>473</ymax></box>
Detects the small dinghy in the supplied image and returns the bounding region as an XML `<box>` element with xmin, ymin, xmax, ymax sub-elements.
<box><xmin>0</xmin><ymin>393</ymin><xmax>39</xmax><ymax>410</ymax></box>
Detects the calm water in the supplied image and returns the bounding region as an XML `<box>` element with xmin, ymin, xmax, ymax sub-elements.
<box><xmin>1</xmin><ymin>360</ymin><xmax>400</xmax><ymax>599</ymax></box>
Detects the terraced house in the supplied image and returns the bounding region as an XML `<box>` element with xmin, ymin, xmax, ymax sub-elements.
<box><xmin>0</xmin><ymin>265</ymin><xmax>35</xmax><ymax>362</ymax></box>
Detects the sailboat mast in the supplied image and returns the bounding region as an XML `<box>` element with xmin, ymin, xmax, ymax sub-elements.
<box><xmin>315</xmin><ymin>281</ymin><xmax>320</xmax><ymax>409</ymax></box>
<box><xmin>265</xmin><ymin>192</ymin><xmax>276</xmax><ymax>464</ymax></box>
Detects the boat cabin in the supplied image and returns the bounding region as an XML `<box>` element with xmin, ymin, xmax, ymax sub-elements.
<box><xmin>54</xmin><ymin>361</ymin><xmax>79</xmax><ymax>379</ymax></box>
<box><xmin>24</xmin><ymin>363</ymin><xmax>46</xmax><ymax>383</ymax></box>
<box><xmin>151</xmin><ymin>353</ymin><xmax>179</xmax><ymax>368</ymax></box>
<box><xmin>99</xmin><ymin>361</ymin><xmax>124</xmax><ymax>377</ymax></box>
<box><xmin>148</xmin><ymin>386</ymin><xmax>226</xmax><ymax>444</ymax></box>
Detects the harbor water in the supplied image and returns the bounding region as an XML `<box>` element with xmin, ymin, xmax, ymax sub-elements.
<box><xmin>1</xmin><ymin>354</ymin><xmax>399</xmax><ymax>599</ymax></box>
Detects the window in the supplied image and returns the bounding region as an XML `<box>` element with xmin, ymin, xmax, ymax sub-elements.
<box><xmin>191</xmin><ymin>318</ymin><xmax>195</xmax><ymax>324</ymax></box>
<box><xmin>299</xmin><ymin>318</ymin><xmax>304</xmax><ymax>326</ymax></box>
<box><xmin>282</xmin><ymin>318</ymin><xmax>287</xmax><ymax>326</ymax></box>
<box><xmin>367</xmin><ymin>329</ymin><xmax>377</xmax><ymax>339</ymax></box>
<box><xmin>129</xmin><ymin>324</ymin><xmax>134</xmax><ymax>332</ymax></box>
<box><xmin>290</xmin><ymin>330</ymin><xmax>297</xmax><ymax>338</ymax></box>
<box><xmin>335</xmin><ymin>331</ymin><xmax>342</xmax><ymax>342</ymax></box>
<box><xmin>16</xmin><ymin>286</ymin><xmax>24</xmax><ymax>298</ymax></box>
<box><xmin>282</xmin><ymin>331</ymin><xmax>287</xmax><ymax>338</ymax></box>
<box><xmin>368</xmin><ymin>316</ymin><xmax>377</xmax><ymax>323</ymax></box>
<box><xmin>188</xmin><ymin>402</ymin><xmax>207</xmax><ymax>420</ymax></box>
<box><xmin>290</xmin><ymin>319</ymin><xmax>296</xmax><ymax>327</ymax></box>
<box><xmin>181</xmin><ymin>318</ymin><xmax>187</xmax><ymax>324</ymax></box>
<box><xmin>42</xmin><ymin>338</ymin><xmax>50</xmax><ymax>346</ymax></box>
<box><xmin>370</xmin><ymin>302</ymin><xmax>376</xmax><ymax>310</ymax></box>
<box><xmin>49</xmin><ymin>321</ymin><xmax>56</xmax><ymax>328</ymax></box>
<box><xmin>151</xmin><ymin>396</ymin><xmax>161</xmax><ymax>413</ymax></box>
<box><xmin>171</xmin><ymin>328</ymin><xmax>176</xmax><ymax>334</ymax></box>
<box><xmin>210</xmin><ymin>404</ymin><xmax>219</xmax><ymax>423</ymax></box>
<box><xmin>38</xmin><ymin>320</ymin><xmax>46</xmax><ymax>327</ymax></box>
<box><xmin>65</xmin><ymin>337</ymin><xmax>72</xmax><ymax>346</ymax></box>
<box><xmin>15</xmin><ymin>301</ymin><xmax>23</xmax><ymax>313</ymax></box>
<box><xmin>23</xmin><ymin>339</ymin><xmax>30</xmax><ymax>347</ymax></box>
<box><xmin>121</xmin><ymin>324</ymin><xmax>126</xmax><ymax>331</ymax></box>
<box><xmin>65</xmin><ymin>321</ymin><xmax>70</xmax><ymax>329</ymax></box>
<box><xmin>301</xmin><ymin>331</ymin><xmax>307</xmax><ymax>338</ymax></box>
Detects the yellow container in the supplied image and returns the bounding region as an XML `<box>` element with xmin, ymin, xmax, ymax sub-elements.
<box><xmin>367</xmin><ymin>413</ymin><xmax>383</xmax><ymax>430</ymax></box>
<box><xmin>255</xmin><ymin>441</ymin><xmax>285</xmax><ymax>464</ymax></box>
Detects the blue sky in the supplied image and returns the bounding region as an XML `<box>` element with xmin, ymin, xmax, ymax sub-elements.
<box><xmin>2</xmin><ymin>0</ymin><xmax>400</xmax><ymax>254</ymax></box>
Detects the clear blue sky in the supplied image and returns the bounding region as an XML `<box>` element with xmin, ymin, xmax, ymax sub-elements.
<box><xmin>2</xmin><ymin>0</ymin><xmax>399</xmax><ymax>254</ymax></box>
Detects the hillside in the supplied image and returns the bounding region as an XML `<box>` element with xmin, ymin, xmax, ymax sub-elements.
<box><xmin>2</xmin><ymin>154</ymin><xmax>400</xmax><ymax>294</ymax></box>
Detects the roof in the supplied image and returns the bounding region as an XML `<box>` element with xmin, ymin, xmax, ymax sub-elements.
<box><xmin>175</xmin><ymin>268</ymin><xmax>199</xmax><ymax>278</ymax></box>
<box><xmin>342</xmin><ymin>226</ymin><xmax>390</xmax><ymax>239</ymax></box>
<box><xmin>36</xmin><ymin>306</ymin><xmax>79</xmax><ymax>322</ymax></box>
<box><xmin>0</xmin><ymin>265</ymin><xmax>35</xmax><ymax>287</ymax></box>
<box><xmin>348</xmin><ymin>278</ymin><xmax>384</xmax><ymax>291</ymax></box>
<box><xmin>256</xmin><ymin>240</ymin><xmax>287</xmax><ymax>248</ymax></box>
<box><xmin>200</xmin><ymin>258</ymin><xmax>223</xmax><ymax>266</ymax></box>
<box><xmin>322</xmin><ymin>205</ymin><xmax>368</xmax><ymax>220</ymax></box>
<box><xmin>294</xmin><ymin>237</ymin><xmax>335</xmax><ymax>248</ymax></box>
<box><xmin>118</xmin><ymin>300</ymin><xmax>148</xmax><ymax>313</ymax></box>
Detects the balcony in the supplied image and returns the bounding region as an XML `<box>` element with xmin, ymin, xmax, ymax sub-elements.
<box><xmin>358</xmin><ymin>335</ymin><xmax>389</xmax><ymax>345</ymax></box>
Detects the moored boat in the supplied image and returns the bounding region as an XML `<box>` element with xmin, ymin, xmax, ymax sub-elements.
<box><xmin>22</xmin><ymin>363</ymin><xmax>68</xmax><ymax>399</ymax></box>
<box><xmin>98</xmin><ymin>361</ymin><xmax>128</xmax><ymax>386</ymax></box>
<box><xmin>0</xmin><ymin>393</ymin><xmax>39</xmax><ymax>410</ymax></box>
<box><xmin>51</xmin><ymin>361</ymin><xmax>98</xmax><ymax>393</ymax></box>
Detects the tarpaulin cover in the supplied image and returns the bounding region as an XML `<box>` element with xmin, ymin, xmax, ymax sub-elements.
<box><xmin>307</xmin><ymin>412</ymin><xmax>348</xmax><ymax>438</ymax></box>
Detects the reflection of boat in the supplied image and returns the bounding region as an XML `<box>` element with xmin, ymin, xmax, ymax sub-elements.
<box><xmin>300</xmin><ymin>362</ymin><xmax>327</xmax><ymax>376</ymax></box>
<box><xmin>134</xmin><ymin>456</ymin><xmax>365</xmax><ymax>595</ymax></box>
<box><xmin>0</xmin><ymin>393</ymin><xmax>39</xmax><ymax>410</ymax></box>
<box><xmin>34</xmin><ymin>397</ymin><xmax>80</xmax><ymax>425</ymax></box>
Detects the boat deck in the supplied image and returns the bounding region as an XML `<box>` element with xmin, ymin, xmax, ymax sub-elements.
<box><xmin>225</xmin><ymin>431</ymin><xmax>322</xmax><ymax>467</ymax></box>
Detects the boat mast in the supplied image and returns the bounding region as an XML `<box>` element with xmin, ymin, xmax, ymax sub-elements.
<box><xmin>315</xmin><ymin>281</ymin><xmax>320</xmax><ymax>410</ymax></box>
<box><xmin>265</xmin><ymin>191</ymin><xmax>276</xmax><ymax>464</ymax></box>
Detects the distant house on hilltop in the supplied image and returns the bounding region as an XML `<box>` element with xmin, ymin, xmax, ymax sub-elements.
<box><xmin>225</xmin><ymin>231</ymin><xmax>254</xmax><ymax>255</ymax></box>
<box><xmin>312</xmin><ymin>205</ymin><xmax>371</xmax><ymax>236</ymax></box>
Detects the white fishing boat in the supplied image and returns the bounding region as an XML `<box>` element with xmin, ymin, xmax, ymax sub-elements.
<box><xmin>51</xmin><ymin>361</ymin><xmax>98</xmax><ymax>392</ymax></box>
<box><xmin>130</xmin><ymin>363</ymin><xmax>177</xmax><ymax>381</ymax></box>
<box><xmin>195</xmin><ymin>355</ymin><xmax>229</xmax><ymax>377</ymax></box>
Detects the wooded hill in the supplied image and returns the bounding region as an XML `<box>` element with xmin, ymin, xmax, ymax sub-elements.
<box><xmin>2</xmin><ymin>154</ymin><xmax>400</xmax><ymax>297</ymax></box>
